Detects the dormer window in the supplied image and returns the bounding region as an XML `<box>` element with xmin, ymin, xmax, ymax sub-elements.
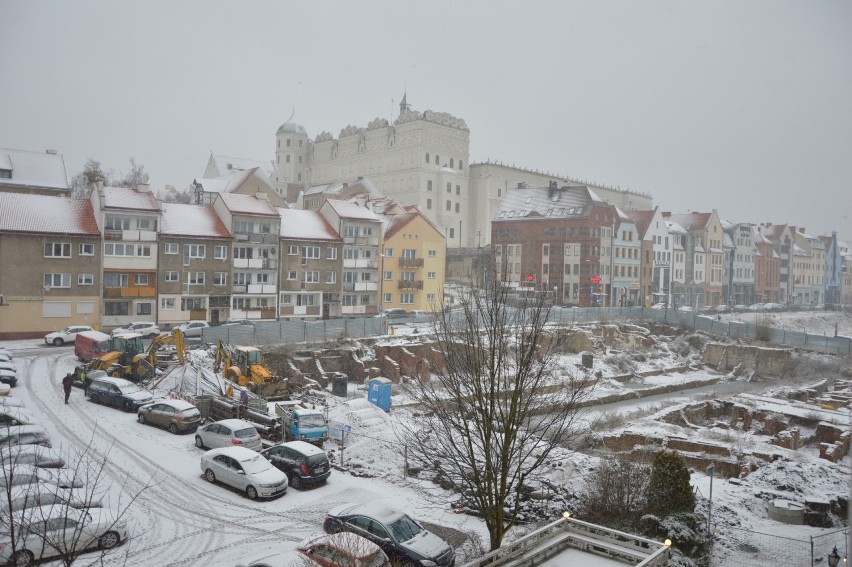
<box><xmin>0</xmin><ymin>169</ymin><xmax>10</xmax><ymax>179</ymax></box>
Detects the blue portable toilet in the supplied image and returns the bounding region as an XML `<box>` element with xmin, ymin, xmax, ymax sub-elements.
<box><xmin>367</xmin><ymin>377</ymin><xmax>392</xmax><ymax>413</ymax></box>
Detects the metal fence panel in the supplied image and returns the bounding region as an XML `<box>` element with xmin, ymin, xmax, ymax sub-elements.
<box><xmin>711</xmin><ymin>528</ymin><xmax>846</xmax><ymax>567</ymax></box>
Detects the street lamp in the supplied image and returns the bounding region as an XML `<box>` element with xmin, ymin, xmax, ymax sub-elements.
<box><xmin>827</xmin><ymin>546</ymin><xmax>841</xmax><ymax>567</ymax></box>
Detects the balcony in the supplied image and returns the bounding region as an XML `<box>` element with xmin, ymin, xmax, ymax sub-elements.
<box><xmin>103</xmin><ymin>286</ymin><xmax>156</xmax><ymax>298</ymax></box>
<box><xmin>234</xmin><ymin>258</ymin><xmax>263</xmax><ymax>269</ymax></box>
<box><xmin>399</xmin><ymin>257</ymin><xmax>424</xmax><ymax>268</ymax></box>
<box><xmin>247</xmin><ymin>283</ymin><xmax>277</xmax><ymax>294</ymax></box>
<box><xmin>356</xmin><ymin>236</ymin><xmax>379</xmax><ymax>246</ymax></box>
<box><xmin>103</xmin><ymin>229</ymin><xmax>156</xmax><ymax>242</ymax></box>
<box><xmin>397</xmin><ymin>279</ymin><xmax>423</xmax><ymax>290</ymax></box>
<box><xmin>248</xmin><ymin>232</ymin><xmax>277</xmax><ymax>244</ymax></box>
<box><xmin>343</xmin><ymin>258</ymin><xmax>378</xmax><ymax>269</ymax></box>
<box><xmin>235</xmin><ymin>233</ymin><xmax>249</xmax><ymax>241</ymax></box>
<box><xmin>354</xmin><ymin>282</ymin><xmax>378</xmax><ymax>291</ymax></box>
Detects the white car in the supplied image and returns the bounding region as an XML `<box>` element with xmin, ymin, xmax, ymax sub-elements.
<box><xmin>44</xmin><ymin>325</ymin><xmax>95</xmax><ymax>346</ymax></box>
<box><xmin>111</xmin><ymin>321</ymin><xmax>160</xmax><ymax>338</ymax></box>
<box><xmin>0</xmin><ymin>484</ymin><xmax>101</xmax><ymax>514</ymax></box>
<box><xmin>0</xmin><ymin>396</ymin><xmax>25</xmax><ymax>408</ymax></box>
<box><xmin>0</xmin><ymin>353</ymin><xmax>12</xmax><ymax>363</ymax></box>
<box><xmin>0</xmin><ymin>361</ymin><xmax>15</xmax><ymax>373</ymax></box>
<box><xmin>194</xmin><ymin>419</ymin><xmax>262</xmax><ymax>451</ymax></box>
<box><xmin>0</xmin><ymin>425</ymin><xmax>51</xmax><ymax>448</ymax></box>
<box><xmin>1</xmin><ymin>464</ymin><xmax>84</xmax><ymax>489</ymax></box>
<box><xmin>200</xmin><ymin>446</ymin><xmax>288</xmax><ymax>499</ymax></box>
<box><xmin>0</xmin><ymin>406</ymin><xmax>38</xmax><ymax>427</ymax></box>
<box><xmin>0</xmin><ymin>348</ymin><xmax>12</xmax><ymax>360</ymax></box>
<box><xmin>1</xmin><ymin>444</ymin><xmax>65</xmax><ymax>468</ymax></box>
<box><xmin>0</xmin><ymin>505</ymin><xmax>128</xmax><ymax>566</ymax></box>
<box><xmin>175</xmin><ymin>321</ymin><xmax>209</xmax><ymax>338</ymax></box>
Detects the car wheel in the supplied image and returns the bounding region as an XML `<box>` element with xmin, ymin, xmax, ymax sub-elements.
<box><xmin>195</xmin><ymin>435</ymin><xmax>205</xmax><ymax>449</ymax></box>
<box><xmin>205</xmin><ymin>468</ymin><xmax>216</xmax><ymax>483</ymax></box>
<box><xmin>138</xmin><ymin>413</ymin><xmax>146</xmax><ymax>425</ymax></box>
<box><xmin>9</xmin><ymin>549</ymin><xmax>34</xmax><ymax>567</ymax></box>
<box><xmin>98</xmin><ymin>530</ymin><xmax>121</xmax><ymax>549</ymax></box>
<box><xmin>168</xmin><ymin>423</ymin><xmax>179</xmax><ymax>434</ymax></box>
<box><xmin>52</xmin><ymin>338</ymin><xmax>63</xmax><ymax>346</ymax></box>
<box><xmin>290</xmin><ymin>474</ymin><xmax>301</xmax><ymax>490</ymax></box>
<box><xmin>246</xmin><ymin>485</ymin><xmax>258</xmax><ymax>500</ymax></box>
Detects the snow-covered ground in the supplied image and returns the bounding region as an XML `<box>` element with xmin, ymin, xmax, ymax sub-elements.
<box><xmin>2</xmin><ymin>307</ymin><xmax>851</xmax><ymax>566</ymax></box>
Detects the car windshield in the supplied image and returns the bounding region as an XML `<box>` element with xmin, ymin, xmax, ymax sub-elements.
<box><xmin>234</xmin><ymin>427</ymin><xmax>257</xmax><ymax>439</ymax></box>
<box><xmin>118</xmin><ymin>383</ymin><xmax>142</xmax><ymax>395</ymax></box>
<box><xmin>387</xmin><ymin>514</ymin><xmax>423</xmax><ymax>542</ymax></box>
<box><xmin>241</xmin><ymin>455</ymin><xmax>271</xmax><ymax>474</ymax></box>
<box><xmin>300</xmin><ymin>414</ymin><xmax>326</xmax><ymax>428</ymax></box>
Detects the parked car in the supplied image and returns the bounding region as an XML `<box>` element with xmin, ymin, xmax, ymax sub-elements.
<box><xmin>0</xmin><ymin>348</ymin><xmax>12</xmax><ymax>360</ymax></box>
<box><xmin>0</xmin><ymin>383</ymin><xmax>11</xmax><ymax>397</ymax></box>
<box><xmin>296</xmin><ymin>533</ymin><xmax>390</xmax><ymax>567</ymax></box>
<box><xmin>0</xmin><ymin>406</ymin><xmax>38</xmax><ymax>426</ymax></box>
<box><xmin>1</xmin><ymin>464</ymin><xmax>83</xmax><ymax>489</ymax></box>
<box><xmin>0</xmin><ymin>368</ymin><xmax>17</xmax><ymax>388</ymax></box>
<box><xmin>200</xmin><ymin>446</ymin><xmax>288</xmax><ymax>500</ymax></box>
<box><xmin>1</xmin><ymin>444</ymin><xmax>65</xmax><ymax>468</ymax></box>
<box><xmin>324</xmin><ymin>502</ymin><xmax>456</xmax><ymax>567</ymax></box>
<box><xmin>221</xmin><ymin>319</ymin><xmax>255</xmax><ymax>327</ymax></box>
<box><xmin>748</xmin><ymin>303</ymin><xmax>766</xmax><ymax>311</ymax></box>
<box><xmin>44</xmin><ymin>325</ymin><xmax>95</xmax><ymax>346</ymax></box>
<box><xmin>0</xmin><ymin>396</ymin><xmax>25</xmax><ymax>408</ymax></box>
<box><xmin>650</xmin><ymin>303</ymin><xmax>667</xmax><ymax>310</ymax></box>
<box><xmin>0</xmin><ymin>353</ymin><xmax>12</xmax><ymax>363</ymax></box>
<box><xmin>1</xmin><ymin>483</ymin><xmax>100</xmax><ymax>513</ymax></box>
<box><xmin>195</xmin><ymin>419</ymin><xmax>262</xmax><ymax>451</ymax></box>
<box><xmin>137</xmin><ymin>399</ymin><xmax>201</xmax><ymax>434</ymax></box>
<box><xmin>261</xmin><ymin>440</ymin><xmax>331</xmax><ymax>489</ymax></box>
<box><xmin>679</xmin><ymin>306</ymin><xmax>695</xmax><ymax>312</ymax></box>
<box><xmin>111</xmin><ymin>321</ymin><xmax>160</xmax><ymax>338</ymax></box>
<box><xmin>763</xmin><ymin>302</ymin><xmax>783</xmax><ymax>311</ymax></box>
<box><xmin>86</xmin><ymin>376</ymin><xmax>154</xmax><ymax>412</ymax></box>
<box><xmin>0</xmin><ymin>361</ymin><xmax>15</xmax><ymax>373</ymax></box>
<box><xmin>733</xmin><ymin>304</ymin><xmax>749</xmax><ymax>312</ymax></box>
<box><xmin>0</xmin><ymin>425</ymin><xmax>51</xmax><ymax>448</ymax></box>
<box><xmin>0</xmin><ymin>505</ymin><xmax>128</xmax><ymax>566</ymax></box>
<box><xmin>175</xmin><ymin>321</ymin><xmax>209</xmax><ymax>338</ymax></box>
<box><xmin>383</xmin><ymin>308</ymin><xmax>408</xmax><ymax>320</ymax></box>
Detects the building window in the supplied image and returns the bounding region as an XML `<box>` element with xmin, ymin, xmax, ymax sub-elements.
<box><xmin>326</xmin><ymin>271</ymin><xmax>337</xmax><ymax>284</ymax></box>
<box><xmin>280</xmin><ymin>294</ymin><xmax>292</xmax><ymax>305</ymax></box>
<box><xmin>427</xmin><ymin>180</ymin><xmax>432</xmax><ymax>191</ymax></box>
<box><xmin>180</xmin><ymin>297</ymin><xmax>204</xmax><ymax>310</ymax></box>
<box><xmin>428</xmin><ymin>271</ymin><xmax>436</xmax><ymax>279</ymax></box>
<box><xmin>161</xmin><ymin>298</ymin><xmax>175</xmax><ymax>310</ymax></box>
<box><xmin>449</xmin><ymin>228</ymin><xmax>455</xmax><ymax>239</ymax></box>
<box><xmin>136</xmin><ymin>245</ymin><xmax>151</xmax><ymax>257</ymax></box>
<box><xmin>286</xmin><ymin>155</ymin><xmax>291</xmax><ymax>163</ymax></box>
<box><xmin>384</xmin><ymin>271</ymin><xmax>393</xmax><ymax>280</ymax></box>
<box><xmin>455</xmin><ymin>203</ymin><xmax>460</xmax><ymax>213</ymax></box>
<box><xmin>446</xmin><ymin>200</ymin><xmax>451</xmax><ymax>211</ymax></box>
<box><xmin>435</xmin><ymin>155</ymin><xmax>440</xmax><ymax>165</ymax></box>
<box><xmin>214</xmin><ymin>272</ymin><xmax>228</xmax><ymax>286</ymax></box>
<box><xmin>105</xmin><ymin>302</ymin><xmax>129</xmax><ymax>316</ymax></box>
<box><xmin>135</xmin><ymin>274</ymin><xmax>149</xmax><ymax>286</ymax></box>
<box><xmin>287</xmin><ymin>270</ymin><xmax>297</xmax><ymax>280</ymax></box>
<box><xmin>104</xmin><ymin>273</ymin><xmax>129</xmax><ymax>288</ymax></box>
<box><xmin>401</xmin><ymin>293</ymin><xmax>414</xmax><ymax>304</ymax></box>
<box><xmin>426</xmin><ymin>198</ymin><xmax>432</xmax><ymax>210</ymax></box>
<box><xmin>165</xmin><ymin>271</ymin><xmax>178</xmax><ymax>282</ymax></box>
<box><xmin>385</xmin><ymin>248</ymin><xmax>394</xmax><ymax>257</ymax></box>
<box><xmin>105</xmin><ymin>216</ymin><xmax>130</xmax><ymax>230</ymax></box>
<box><xmin>456</xmin><ymin>185</ymin><xmax>460</xmax><ymax>195</ymax></box>
<box><xmin>450</xmin><ymin>158</ymin><xmax>454</xmax><ymax>168</ymax></box>
<box><xmin>137</xmin><ymin>303</ymin><xmax>152</xmax><ymax>316</ymax></box>
<box><xmin>428</xmin><ymin>250</ymin><xmax>437</xmax><ymax>257</ymax></box>
<box><xmin>43</xmin><ymin>273</ymin><xmax>70</xmax><ymax>288</ymax></box>
<box><xmin>427</xmin><ymin>293</ymin><xmax>436</xmax><ymax>301</ymax></box>
<box><xmin>425</xmin><ymin>153</ymin><xmax>430</xmax><ymax>163</ymax></box>
<box><xmin>78</xmin><ymin>273</ymin><xmax>94</xmax><ymax>285</ymax></box>
<box><xmin>403</xmin><ymin>249</ymin><xmax>416</xmax><ymax>259</ymax></box>
<box><xmin>286</xmin><ymin>139</ymin><xmax>291</xmax><ymax>147</ymax></box>
<box><xmin>326</xmin><ymin>247</ymin><xmax>338</xmax><ymax>259</ymax></box>
<box><xmin>383</xmin><ymin>293</ymin><xmax>392</xmax><ymax>303</ymax></box>
<box><xmin>302</xmin><ymin>246</ymin><xmax>320</xmax><ymax>259</ymax></box>
<box><xmin>288</xmin><ymin>245</ymin><xmax>299</xmax><ymax>256</ymax></box>
<box><xmin>79</xmin><ymin>243</ymin><xmax>94</xmax><ymax>256</ymax></box>
<box><xmin>44</xmin><ymin>242</ymin><xmax>71</xmax><ymax>258</ymax></box>
<box><xmin>165</xmin><ymin>243</ymin><xmax>178</xmax><ymax>255</ymax></box>
<box><xmin>187</xmin><ymin>272</ymin><xmax>205</xmax><ymax>285</ymax></box>
<box><xmin>214</xmin><ymin>245</ymin><xmax>227</xmax><ymax>259</ymax></box>
<box><xmin>184</xmin><ymin>244</ymin><xmax>205</xmax><ymax>259</ymax></box>
<box><xmin>459</xmin><ymin>160</ymin><xmax>463</xmax><ymax>170</ymax></box>
<box><xmin>302</xmin><ymin>271</ymin><xmax>319</xmax><ymax>283</ymax></box>
<box><xmin>446</xmin><ymin>182</ymin><xmax>451</xmax><ymax>193</ymax></box>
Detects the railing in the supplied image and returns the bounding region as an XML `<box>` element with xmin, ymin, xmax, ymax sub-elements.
<box><xmin>458</xmin><ymin>515</ymin><xmax>670</xmax><ymax>567</ymax></box>
<box><xmin>399</xmin><ymin>257</ymin><xmax>425</xmax><ymax>268</ymax></box>
<box><xmin>398</xmin><ymin>280</ymin><xmax>423</xmax><ymax>290</ymax></box>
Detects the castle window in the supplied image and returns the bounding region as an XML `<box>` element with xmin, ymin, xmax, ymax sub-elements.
<box><xmin>425</xmin><ymin>153</ymin><xmax>430</xmax><ymax>163</ymax></box>
<box><xmin>286</xmin><ymin>139</ymin><xmax>291</xmax><ymax>147</ymax></box>
<box><xmin>450</xmin><ymin>158</ymin><xmax>454</xmax><ymax>168</ymax></box>
<box><xmin>459</xmin><ymin>160</ymin><xmax>463</xmax><ymax>170</ymax></box>
<box><xmin>435</xmin><ymin>155</ymin><xmax>439</xmax><ymax>165</ymax></box>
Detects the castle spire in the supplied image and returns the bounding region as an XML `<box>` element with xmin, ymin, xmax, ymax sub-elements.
<box><xmin>399</xmin><ymin>92</ymin><xmax>410</xmax><ymax>116</ymax></box>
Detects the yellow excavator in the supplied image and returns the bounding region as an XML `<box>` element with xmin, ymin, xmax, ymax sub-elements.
<box><xmin>214</xmin><ymin>340</ymin><xmax>289</xmax><ymax>400</ymax></box>
<box><xmin>90</xmin><ymin>329</ymin><xmax>186</xmax><ymax>382</ymax></box>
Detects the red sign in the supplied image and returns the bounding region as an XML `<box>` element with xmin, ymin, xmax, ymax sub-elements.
<box><xmin>590</xmin><ymin>275</ymin><xmax>601</xmax><ymax>283</ymax></box>
<box><xmin>527</xmin><ymin>274</ymin><xmax>535</xmax><ymax>282</ymax></box>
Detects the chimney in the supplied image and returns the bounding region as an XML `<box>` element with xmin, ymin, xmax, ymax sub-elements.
<box><xmin>45</xmin><ymin>149</ymin><xmax>58</xmax><ymax>155</ymax></box>
<box><xmin>255</xmin><ymin>192</ymin><xmax>268</xmax><ymax>201</ymax></box>
<box><xmin>136</xmin><ymin>183</ymin><xmax>150</xmax><ymax>193</ymax></box>
<box><xmin>342</xmin><ymin>182</ymin><xmax>348</xmax><ymax>189</ymax></box>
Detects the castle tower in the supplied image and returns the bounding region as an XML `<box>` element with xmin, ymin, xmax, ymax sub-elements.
<box><xmin>272</xmin><ymin>111</ymin><xmax>309</xmax><ymax>199</ymax></box>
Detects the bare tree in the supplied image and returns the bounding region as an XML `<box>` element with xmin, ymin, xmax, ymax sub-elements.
<box><xmin>69</xmin><ymin>159</ymin><xmax>107</xmax><ymax>198</ymax></box>
<box><xmin>397</xmin><ymin>271</ymin><xmax>596</xmax><ymax>551</ymax></box>
<box><xmin>0</xmin><ymin>430</ymin><xmax>153</xmax><ymax>566</ymax></box>
<box><xmin>111</xmin><ymin>158</ymin><xmax>149</xmax><ymax>189</ymax></box>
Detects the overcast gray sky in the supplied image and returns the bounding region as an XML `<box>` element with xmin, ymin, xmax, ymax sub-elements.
<box><xmin>1</xmin><ymin>0</ymin><xmax>849</xmax><ymax>237</ymax></box>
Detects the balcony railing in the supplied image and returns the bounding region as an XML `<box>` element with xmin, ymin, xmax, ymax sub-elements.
<box><xmin>398</xmin><ymin>280</ymin><xmax>423</xmax><ymax>290</ymax></box>
<box><xmin>103</xmin><ymin>286</ymin><xmax>156</xmax><ymax>298</ymax></box>
<box><xmin>399</xmin><ymin>257</ymin><xmax>424</xmax><ymax>268</ymax></box>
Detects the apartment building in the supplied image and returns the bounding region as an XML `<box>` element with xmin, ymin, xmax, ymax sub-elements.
<box><xmin>0</xmin><ymin>148</ymin><xmax>70</xmax><ymax>196</ymax></box>
<box><xmin>629</xmin><ymin>207</ymin><xmax>673</xmax><ymax>307</ymax></box>
<box><xmin>0</xmin><ymin>193</ymin><xmax>101</xmax><ymax>338</ymax></box>
<box><xmin>212</xmin><ymin>193</ymin><xmax>280</xmax><ymax>322</ymax></box>
<box><xmin>277</xmin><ymin>208</ymin><xmax>343</xmax><ymax>319</ymax></box>
<box><xmin>318</xmin><ymin>199</ymin><xmax>383</xmax><ymax>316</ymax></box>
<box><xmin>158</xmin><ymin>203</ymin><xmax>233</xmax><ymax>327</ymax></box>
<box><xmin>723</xmin><ymin>221</ymin><xmax>756</xmax><ymax>305</ymax></box>
<box><xmin>612</xmin><ymin>208</ymin><xmax>642</xmax><ymax>306</ymax></box>
<box><xmin>752</xmin><ymin>227</ymin><xmax>781</xmax><ymax>304</ymax></box>
<box><xmin>90</xmin><ymin>184</ymin><xmax>161</xmax><ymax>329</ymax></box>
<box><xmin>663</xmin><ymin>211</ymin><xmax>725</xmax><ymax>308</ymax></box>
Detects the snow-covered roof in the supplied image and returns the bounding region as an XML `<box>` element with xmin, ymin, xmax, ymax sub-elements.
<box><xmin>0</xmin><ymin>148</ymin><xmax>69</xmax><ymax>191</ymax></box>
<box><xmin>194</xmin><ymin>168</ymin><xmax>258</xmax><ymax>194</ymax></box>
<box><xmin>324</xmin><ymin>199</ymin><xmax>380</xmax><ymax>222</ymax></box>
<box><xmin>102</xmin><ymin>186</ymin><xmax>161</xmax><ymax>212</ymax></box>
<box><xmin>277</xmin><ymin>208</ymin><xmax>340</xmax><ymax>241</ymax></box>
<box><xmin>160</xmin><ymin>204</ymin><xmax>231</xmax><ymax>238</ymax></box>
<box><xmin>209</xmin><ymin>155</ymin><xmax>274</xmax><ymax>179</ymax></box>
<box><xmin>662</xmin><ymin>211</ymin><xmax>712</xmax><ymax>232</ymax></box>
<box><xmin>218</xmin><ymin>192</ymin><xmax>279</xmax><ymax>217</ymax></box>
<box><xmin>304</xmin><ymin>177</ymin><xmax>382</xmax><ymax>198</ymax></box>
<box><xmin>495</xmin><ymin>184</ymin><xmax>604</xmax><ymax>221</ymax></box>
<box><xmin>0</xmin><ymin>193</ymin><xmax>99</xmax><ymax>235</ymax></box>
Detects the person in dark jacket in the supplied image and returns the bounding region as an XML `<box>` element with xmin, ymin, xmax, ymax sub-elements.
<box><xmin>239</xmin><ymin>388</ymin><xmax>249</xmax><ymax>418</ymax></box>
<box><xmin>62</xmin><ymin>373</ymin><xmax>74</xmax><ymax>404</ymax></box>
